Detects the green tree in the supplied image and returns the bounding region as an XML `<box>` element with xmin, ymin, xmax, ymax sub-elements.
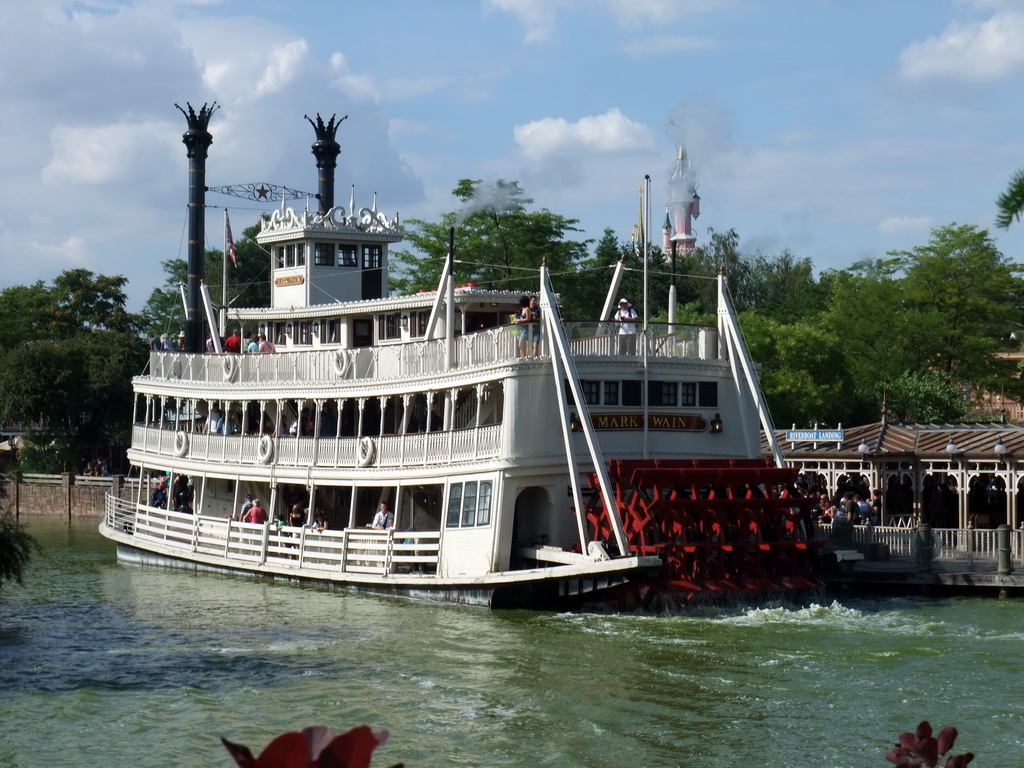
<box><xmin>895</xmin><ymin>224</ymin><xmax>1023</xmax><ymax>394</ymax></box>
<box><xmin>143</xmin><ymin>223</ymin><xmax>270</xmax><ymax>337</ymax></box>
<box><xmin>740</xmin><ymin>311</ymin><xmax>860</xmax><ymax>427</ymax></box>
<box><xmin>0</xmin><ymin>271</ymin><xmax>148</xmax><ymax>472</ymax></box>
<box><xmin>0</xmin><ymin>510</ymin><xmax>38</xmax><ymax>591</ymax></box>
<box><xmin>881</xmin><ymin>370</ymin><xmax>968</xmax><ymax>422</ymax></box>
<box><xmin>738</xmin><ymin>249</ymin><xmax>825</xmax><ymax>323</ymax></box>
<box><xmin>390</xmin><ymin>180</ymin><xmax>592</xmax><ymax>317</ymax></box>
<box><xmin>996</xmin><ymin>168</ymin><xmax>1024</xmax><ymax>229</ymax></box>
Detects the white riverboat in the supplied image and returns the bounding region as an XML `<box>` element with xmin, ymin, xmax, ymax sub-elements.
<box><xmin>100</xmin><ymin>111</ymin><xmax>821</xmax><ymax>609</ymax></box>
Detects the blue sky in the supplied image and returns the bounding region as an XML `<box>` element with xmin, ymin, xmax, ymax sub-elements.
<box><xmin>2</xmin><ymin>0</ymin><xmax>1023</xmax><ymax>310</ymax></box>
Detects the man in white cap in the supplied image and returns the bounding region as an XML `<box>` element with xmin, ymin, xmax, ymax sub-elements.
<box><xmin>614</xmin><ymin>298</ymin><xmax>639</xmax><ymax>354</ymax></box>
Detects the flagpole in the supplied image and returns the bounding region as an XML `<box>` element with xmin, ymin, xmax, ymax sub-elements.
<box><xmin>221</xmin><ymin>208</ymin><xmax>228</xmax><ymax>338</ymax></box>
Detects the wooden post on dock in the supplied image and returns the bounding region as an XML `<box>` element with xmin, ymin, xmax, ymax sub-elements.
<box><xmin>915</xmin><ymin>522</ymin><xmax>933</xmax><ymax>573</ymax></box>
<box><xmin>62</xmin><ymin>471</ymin><xmax>74</xmax><ymax>522</ymax></box>
<box><xmin>997</xmin><ymin>524</ymin><xmax>1012</xmax><ymax>575</ymax></box>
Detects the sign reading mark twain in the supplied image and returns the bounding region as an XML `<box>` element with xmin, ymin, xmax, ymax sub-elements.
<box><xmin>591</xmin><ymin>413</ymin><xmax>709</xmax><ymax>431</ymax></box>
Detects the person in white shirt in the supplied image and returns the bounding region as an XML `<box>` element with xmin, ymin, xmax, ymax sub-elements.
<box><xmin>371</xmin><ymin>502</ymin><xmax>394</xmax><ymax>530</ymax></box>
<box><xmin>613</xmin><ymin>298</ymin><xmax>639</xmax><ymax>354</ymax></box>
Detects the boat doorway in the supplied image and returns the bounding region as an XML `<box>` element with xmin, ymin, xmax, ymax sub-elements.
<box><xmin>510</xmin><ymin>486</ymin><xmax>554</xmax><ymax>568</ymax></box>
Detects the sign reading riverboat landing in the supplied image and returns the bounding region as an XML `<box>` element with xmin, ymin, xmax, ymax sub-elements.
<box><xmin>786</xmin><ymin>430</ymin><xmax>845</xmax><ymax>441</ymax></box>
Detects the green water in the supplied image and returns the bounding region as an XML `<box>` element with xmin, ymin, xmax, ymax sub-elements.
<box><xmin>1</xmin><ymin>518</ymin><xmax>1021</xmax><ymax>767</ymax></box>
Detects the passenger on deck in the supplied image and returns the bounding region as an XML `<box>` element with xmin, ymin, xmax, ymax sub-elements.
<box><xmin>238</xmin><ymin>494</ymin><xmax>254</xmax><ymax>522</ymax></box>
<box><xmin>289</xmin><ymin>504</ymin><xmax>306</xmax><ymax>528</ymax></box>
<box><xmin>246</xmin><ymin>333</ymin><xmax>259</xmax><ymax>354</ymax></box>
<box><xmin>371</xmin><ymin>502</ymin><xmax>394</xmax><ymax>530</ymax></box>
<box><xmin>514</xmin><ymin>296</ymin><xmax>531</xmax><ymax>357</ymax></box>
<box><xmin>312</xmin><ymin>509</ymin><xmax>329</xmax><ymax>532</ymax></box>
<box><xmin>206</xmin><ymin>406</ymin><xmax>223</xmax><ymax>435</ymax></box>
<box><xmin>245</xmin><ymin>499</ymin><xmax>268</xmax><ymax>524</ymax></box>
<box><xmin>223</xmin><ymin>330</ymin><xmax>242</xmax><ymax>354</ymax></box>
<box><xmin>529</xmin><ymin>295</ymin><xmax>542</xmax><ymax>356</ymax></box>
<box><xmin>614</xmin><ymin>298</ymin><xmax>639</xmax><ymax>354</ymax></box>
<box><xmin>172</xmin><ymin>474</ymin><xmax>193</xmax><ymax>513</ymax></box>
<box><xmin>150</xmin><ymin>477</ymin><xmax>168</xmax><ymax>508</ymax></box>
<box><xmin>258</xmin><ymin>333</ymin><xmax>276</xmax><ymax>353</ymax></box>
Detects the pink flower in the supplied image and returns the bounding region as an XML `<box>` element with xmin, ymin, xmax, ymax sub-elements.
<box><xmin>885</xmin><ymin>721</ymin><xmax>974</xmax><ymax>768</ymax></box>
<box><xmin>222</xmin><ymin>725</ymin><xmax>400</xmax><ymax>768</ymax></box>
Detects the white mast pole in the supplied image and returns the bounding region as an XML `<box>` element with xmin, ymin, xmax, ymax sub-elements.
<box><xmin>220</xmin><ymin>209</ymin><xmax>228</xmax><ymax>338</ymax></box>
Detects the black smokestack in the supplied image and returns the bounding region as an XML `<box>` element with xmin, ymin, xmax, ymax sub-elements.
<box><xmin>305</xmin><ymin>113</ymin><xmax>346</xmax><ymax>215</ymax></box>
<box><xmin>175</xmin><ymin>101</ymin><xmax>218</xmax><ymax>355</ymax></box>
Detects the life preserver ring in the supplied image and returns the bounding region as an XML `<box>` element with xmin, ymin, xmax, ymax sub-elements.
<box><xmin>173</xmin><ymin>430</ymin><xmax>189</xmax><ymax>457</ymax></box>
<box><xmin>222</xmin><ymin>355</ymin><xmax>237</xmax><ymax>382</ymax></box>
<box><xmin>357</xmin><ymin>436</ymin><xmax>377</xmax><ymax>467</ymax></box>
<box><xmin>333</xmin><ymin>349</ymin><xmax>350</xmax><ymax>378</ymax></box>
<box><xmin>257</xmin><ymin>434</ymin><xmax>275</xmax><ymax>464</ymax></box>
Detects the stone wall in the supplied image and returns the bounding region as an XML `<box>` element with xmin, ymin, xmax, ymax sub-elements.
<box><xmin>0</xmin><ymin>473</ymin><xmax>124</xmax><ymax>519</ymax></box>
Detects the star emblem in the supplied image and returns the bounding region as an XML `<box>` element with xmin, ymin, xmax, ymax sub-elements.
<box><xmin>256</xmin><ymin>184</ymin><xmax>270</xmax><ymax>200</ymax></box>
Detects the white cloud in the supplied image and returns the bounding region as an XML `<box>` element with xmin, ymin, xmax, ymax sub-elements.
<box><xmin>27</xmin><ymin>236</ymin><xmax>91</xmax><ymax>271</ymax></box>
<box><xmin>254</xmin><ymin>40</ymin><xmax>309</xmax><ymax>96</ymax></box>
<box><xmin>42</xmin><ymin>122</ymin><xmax>179</xmax><ymax>186</ymax></box>
<box><xmin>484</xmin><ymin>0</ymin><xmax>566</xmax><ymax>43</ymax></box>
<box><xmin>879</xmin><ymin>215</ymin><xmax>935</xmax><ymax>235</ymax></box>
<box><xmin>514</xmin><ymin>108</ymin><xmax>657</xmax><ymax>159</ymax></box>
<box><xmin>485</xmin><ymin>0</ymin><xmax>732</xmax><ymax>42</ymax></box>
<box><xmin>900</xmin><ymin>11</ymin><xmax>1024</xmax><ymax>81</ymax></box>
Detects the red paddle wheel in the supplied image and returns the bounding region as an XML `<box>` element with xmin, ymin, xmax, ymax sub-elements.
<box><xmin>584</xmin><ymin>459</ymin><xmax>825</xmax><ymax>608</ymax></box>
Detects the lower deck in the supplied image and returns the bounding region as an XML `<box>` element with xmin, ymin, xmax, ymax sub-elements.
<box><xmin>100</xmin><ymin>494</ymin><xmax>663</xmax><ymax>609</ymax></box>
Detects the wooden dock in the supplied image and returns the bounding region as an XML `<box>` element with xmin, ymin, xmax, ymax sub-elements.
<box><xmin>821</xmin><ymin>521</ymin><xmax>1024</xmax><ymax>596</ymax></box>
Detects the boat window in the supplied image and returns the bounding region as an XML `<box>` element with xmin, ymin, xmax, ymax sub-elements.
<box><xmin>298</xmin><ymin>321</ymin><xmax>311</xmax><ymax>346</ymax></box>
<box><xmin>582</xmin><ymin>380</ymin><xmax>600</xmax><ymax>405</ymax></box>
<box><xmin>327</xmin><ymin>319</ymin><xmax>340</xmax><ymax>344</ymax></box>
<box><xmin>274</xmin><ymin>322</ymin><xmax>287</xmax><ymax>346</ymax></box>
<box><xmin>681</xmin><ymin>383</ymin><xmax>697</xmax><ymax>407</ymax></box>
<box><xmin>461</xmin><ymin>482</ymin><xmax>478</xmax><ymax>526</ymax></box>
<box><xmin>314</xmin><ymin>242</ymin><xmax>334</xmax><ymax>266</ymax></box>
<box><xmin>446</xmin><ymin>484</ymin><xmax>462</xmax><ymax>528</ymax></box>
<box><xmin>476</xmin><ymin>481</ymin><xmax>492</xmax><ymax>526</ymax></box>
<box><xmin>409</xmin><ymin>310</ymin><xmax>430</xmax><ymax>338</ymax></box>
<box><xmin>338</xmin><ymin>245</ymin><xmax>357</xmax><ymax>267</ymax></box>
<box><xmin>622</xmin><ymin>380</ymin><xmax>642</xmax><ymax>407</ymax></box>
<box><xmin>296</xmin><ymin>243</ymin><xmax>305</xmax><ymax>266</ymax></box>
<box><xmin>603</xmin><ymin>381</ymin><xmax>619</xmax><ymax>405</ymax></box>
<box><xmin>378</xmin><ymin>313</ymin><xmax>401</xmax><ymax>341</ymax></box>
<box><xmin>362</xmin><ymin>245</ymin><xmax>382</xmax><ymax>270</ymax></box>
<box><xmin>275</xmin><ymin>246</ymin><xmax>285</xmax><ymax>269</ymax></box>
<box><xmin>285</xmin><ymin>244</ymin><xmax>295</xmax><ymax>268</ymax></box>
<box><xmin>648</xmin><ymin>381</ymin><xmax>678</xmax><ymax>407</ymax></box>
<box><xmin>698</xmin><ymin>381</ymin><xmax>718</xmax><ymax>408</ymax></box>
<box><xmin>352</xmin><ymin>318</ymin><xmax>373</xmax><ymax>347</ymax></box>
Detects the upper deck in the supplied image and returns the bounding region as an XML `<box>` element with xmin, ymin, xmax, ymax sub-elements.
<box><xmin>142</xmin><ymin>321</ymin><xmax>723</xmax><ymax>393</ymax></box>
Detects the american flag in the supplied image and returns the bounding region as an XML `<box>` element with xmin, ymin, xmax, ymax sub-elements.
<box><xmin>226</xmin><ymin>211</ymin><xmax>237</xmax><ymax>267</ymax></box>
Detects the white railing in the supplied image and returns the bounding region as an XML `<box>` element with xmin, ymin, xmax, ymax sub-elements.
<box><xmin>144</xmin><ymin>322</ymin><xmax>721</xmax><ymax>386</ymax></box>
<box><xmin>130</xmin><ymin>423</ymin><xmax>503</xmax><ymax>468</ymax></box>
<box><xmin>826</xmin><ymin>523</ymin><xmax>1024</xmax><ymax>569</ymax></box>
<box><xmin>103</xmin><ymin>494</ymin><xmax>440</xmax><ymax>576</ymax></box>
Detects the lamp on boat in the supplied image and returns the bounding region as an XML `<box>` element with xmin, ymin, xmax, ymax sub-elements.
<box><xmin>709</xmin><ymin>413</ymin><xmax>723</xmax><ymax>434</ymax></box>
<box><xmin>994</xmin><ymin>439</ymin><xmax>1008</xmax><ymax>459</ymax></box>
<box><xmin>857</xmin><ymin>440</ymin><xmax>870</xmax><ymax>457</ymax></box>
<box><xmin>945</xmin><ymin>439</ymin><xmax>960</xmax><ymax>457</ymax></box>
<box><xmin>570</xmin><ymin>413</ymin><xmax>584</xmax><ymax>433</ymax></box>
